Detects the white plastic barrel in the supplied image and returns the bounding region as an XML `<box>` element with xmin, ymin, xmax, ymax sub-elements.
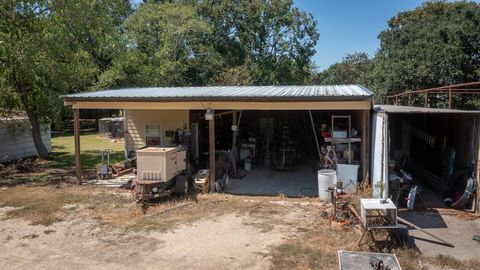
<box><xmin>317</xmin><ymin>169</ymin><xmax>337</xmax><ymax>201</ymax></box>
<box><xmin>244</xmin><ymin>159</ymin><xmax>252</xmax><ymax>171</ymax></box>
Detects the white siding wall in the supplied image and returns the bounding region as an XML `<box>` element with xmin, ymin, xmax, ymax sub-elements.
<box><xmin>0</xmin><ymin>118</ymin><xmax>51</xmax><ymax>162</ymax></box>
<box><xmin>125</xmin><ymin>110</ymin><xmax>189</xmax><ymax>153</ymax></box>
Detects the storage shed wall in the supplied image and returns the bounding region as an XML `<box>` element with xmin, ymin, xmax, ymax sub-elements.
<box><xmin>0</xmin><ymin>119</ymin><xmax>51</xmax><ymax>162</ymax></box>
<box><xmin>125</xmin><ymin>110</ymin><xmax>189</xmax><ymax>152</ymax></box>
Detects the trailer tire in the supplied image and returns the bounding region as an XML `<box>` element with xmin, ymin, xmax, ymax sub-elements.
<box><xmin>175</xmin><ymin>175</ymin><xmax>188</xmax><ymax>195</ymax></box>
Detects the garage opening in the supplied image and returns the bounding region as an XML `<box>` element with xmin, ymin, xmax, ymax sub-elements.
<box><xmin>374</xmin><ymin>107</ymin><xmax>480</xmax><ymax>210</ymax></box>
<box><xmin>190</xmin><ymin>109</ymin><xmax>369</xmax><ymax>197</ymax></box>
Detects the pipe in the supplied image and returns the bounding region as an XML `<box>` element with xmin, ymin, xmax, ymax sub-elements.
<box><xmin>308</xmin><ymin>110</ymin><xmax>322</xmax><ymax>166</ymax></box>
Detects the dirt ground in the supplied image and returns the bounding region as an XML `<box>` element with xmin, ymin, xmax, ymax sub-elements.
<box><xmin>0</xmin><ymin>210</ymin><xmax>288</xmax><ymax>269</ymax></box>
<box><xmin>0</xmin><ymin>186</ymin><xmax>321</xmax><ymax>270</ymax></box>
<box><xmin>0</xmin><ymin>184</ymin><xmax>479</xmax><ymax>270</ymax></box>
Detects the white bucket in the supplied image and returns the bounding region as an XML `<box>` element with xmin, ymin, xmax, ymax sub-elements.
<box><xmin>317</xmin><ymin>169</ymin><xmax>337</xmax><ymax>201</ymax></box>
<box><xmin>244</xmin><ymin>159</ymin><xmax>252</xmax><ymax>171</ymax></box>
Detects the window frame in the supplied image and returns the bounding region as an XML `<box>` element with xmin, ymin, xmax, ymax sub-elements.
<box><xmin>144</xmin><ymin>123</ymin><xmax>162</xmax><ymax>147</ymax></box>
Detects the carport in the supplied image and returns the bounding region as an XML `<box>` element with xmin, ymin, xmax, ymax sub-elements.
<box><xmin>63</xmin><ymin>85</ymin><xmax>373</xmax><ymax>197</ymax></box>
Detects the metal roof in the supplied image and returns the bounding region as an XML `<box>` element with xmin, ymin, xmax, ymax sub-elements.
<box><xmin>375</xmin><ymin>105</ymin><xmax>480</xmax><ymax>114</ymax></box>
<box><xmin>64</xmin><ymin>85</ymin><xmax>373</xmax><ymax>102</ymax></box>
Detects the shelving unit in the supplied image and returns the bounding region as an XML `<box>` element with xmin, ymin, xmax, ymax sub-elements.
<box><xmin>327</xmin><ymin>115</ymin><xmax>361</xmax><ymax>164</ymax></box>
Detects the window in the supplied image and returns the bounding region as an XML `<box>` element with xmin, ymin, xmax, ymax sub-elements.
<box><xmin>145</xmin><ymin>124</ymin><xmax>161</xmax><ymax>146</ymax></box>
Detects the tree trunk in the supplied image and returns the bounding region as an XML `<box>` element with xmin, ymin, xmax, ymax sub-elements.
<box><xmin>25</xmin><ymin>108</ymin><xmax>49</xmax><ymax>159</ymax></box>
<box><xmin>21</xmin><ymin>98</ymin><xmax>50</xmax><ymax>159</ymax></box>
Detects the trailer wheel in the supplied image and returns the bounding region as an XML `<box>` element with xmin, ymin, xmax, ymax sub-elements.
<box><xmin>175</xmin><ymin>175</ymin><xmax>188</xmax><ymax>194</ymax></box>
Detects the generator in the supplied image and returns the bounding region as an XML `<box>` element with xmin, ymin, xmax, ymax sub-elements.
<box><xmin>132</xmin><ymin>146</ymin><xmax>188</xmax><ymax>203</ymax></box>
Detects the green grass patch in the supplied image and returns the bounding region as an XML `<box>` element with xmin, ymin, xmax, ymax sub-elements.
<box><xmin>41</xmin><ymin>132</ymin><xmax>125</xmax><ymax>170</ymax></box>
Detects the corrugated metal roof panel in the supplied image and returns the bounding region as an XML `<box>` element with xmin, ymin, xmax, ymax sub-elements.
<box><xmin>64</xmin><ymin>85</ymin><xmax>373</xmax><ymax>101</ymax></box>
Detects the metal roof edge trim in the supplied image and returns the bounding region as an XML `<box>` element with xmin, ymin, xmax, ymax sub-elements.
<box><xmin>63</xmin><ymin>95</ymin><xmax>373</xmax><ymax>103</ymax></box>
<box><xmin>374</xmin><ymin>105</ymin><xmax>480</xmax><ymax>114</ymax></box>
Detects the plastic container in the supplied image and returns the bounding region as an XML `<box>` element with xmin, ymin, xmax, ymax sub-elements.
<box><xmin>317</xmin><ymin>169</ymin><xmax>337</xmax><ymax>201</ymax></box>
<box><xmin>244</xmin><ymin>159</ymin><xmax>252</xmax><ymax>171</ymax></box>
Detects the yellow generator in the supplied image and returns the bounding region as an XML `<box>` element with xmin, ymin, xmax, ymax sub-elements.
<box><xmin>132</xmin><ymin>146</ymin><xmax>188</xmax><ymax>203</ymax></box>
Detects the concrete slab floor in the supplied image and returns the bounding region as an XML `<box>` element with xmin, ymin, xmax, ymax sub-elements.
<box><xmin>399</xmin><ymin>211</ymin><xmax>480</xmax><ymax>261</ymax></box>
<box><xmin>226</xmin><ymin>165</ymin><xmax>318</xmax><ymax>198</ymax></box>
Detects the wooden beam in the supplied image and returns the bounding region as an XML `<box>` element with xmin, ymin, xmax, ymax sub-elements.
<box><xmin>71</xmin><ymin>100</ymin><xmax>372</xmax><ymax>110</ymax></box>
<box><xmin>73</xmin><ymin>108</ymin><xmax>82</xmax><ymax>184</ymax></box>
<box><xmin>216</xmin><ymin>110</ymin><xmax>237</xmax><ymax>117</ymax></box>
<box><xmin>232</xmin><ymin>111</ymin><xmax>238</xmax><ymax>153</ymax></box>
<box><xmin>476</xmin><ymin>122</ymin><xmax>480</xmax><ymax>214</ymax></box>
<box><xmin>232</xmin><ymin>111</ymin><xmax>237</xmax><ymax>127</ymax></box>
<box><xmin>448</xmin><ymin>88</ymin><xmax>452</xmax><ymax>109</ymax></box>
<box><xmin>209</xmin><ymin>110</ymin><xmax>216</xmax><ymax>192</ymax></box>
<box><xmin>361</xmin><ymin>110</ymin><xmax>370</xmax><ymax>182</ymax></box>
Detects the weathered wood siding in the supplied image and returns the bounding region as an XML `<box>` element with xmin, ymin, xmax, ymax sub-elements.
<box><xmin>0</xmin><ymin>118</ymin><xmax>51</xmax><ymax>162</ymax></box>
<box><xmin>125</xmin><ymin>110</ymin><xmax>189</xmax><ymax>152</ymax></box>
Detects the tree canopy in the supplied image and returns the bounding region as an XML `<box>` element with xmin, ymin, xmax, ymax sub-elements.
<box><xmin>371</xmin><ymin>0</ymin><xmax>480</xmax><ymax>103</ymax></box>
<box><xmin>98</xmin><ymin>0</ymin><xmax>319</xmax><ymax>88</ymax></box>
<box><xmin>313</xmin><ymin>52</ymin><xmax>372</xmax><ymax>85</ymax></box>
<box><xmin>317</xmin><ymin>1</ymin><xmax>480</xmax><ymax>105</ymax></box>
<box><xmin>0</xmin><ymin>0</ymin><xmax>131</xmax><ymax>157</ymax></box>
<box><xmin>3</xmin><ymin>0</ymin><xmax>480</xmax><ymax>157</ymax></box>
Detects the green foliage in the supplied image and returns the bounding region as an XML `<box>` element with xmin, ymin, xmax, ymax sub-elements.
<box><xmin>98</xmin><ymin>2</ymin><xmax>222</xmax><ymax>88</ymax></box>
<box><xmin>196</xmin><ymin>0</ymin><xmax>319</xmax><ymax>85</ymax></box>
<box><xmin>315</xmin><ymin>1</ymin><xmax>480</xmax><ymax>107</ymax></box>
<box><xmin>314</xmin><ymin>52</ymin><xmax>373</xmax><ymax>85</ymax></box>
<box><xmin>99</xmin><ymin>0</ymin><xmax>320</xmax><ymax>88</ymax></box>
<box><xmin>0</xmin><ymin>0</ymin><xmax>131</xmax><ymax>157</ymax></box>
<box><xmin>212</xmin><ymin>65</ymin><xmax>255</xmax><ymax>86</ymax></box>
<box><xmin>370</xmin><ymin>0</ymin><xmax>480</xmax><ymax>103</ymax></box>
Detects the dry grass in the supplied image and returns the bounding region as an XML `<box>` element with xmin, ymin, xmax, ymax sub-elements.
<box><xmin>270</xmin><ymin>221</ymin><xmax>424</xmax><ymax>270</ymax></box>
<box><xmin>269</xmin><ymin>183</ymin><xmax>425</xmax><ymax>270</ymax></box>
<box><xmin>425</xmin><ymin>254</ymin><xmax>480</xmax><ymax>269</ymax></box>
<box><xmin>109</xmin><ymin>194</ymin><xmax>299</xmax><ymax>233</ymax></box>
<box><xmin>0</xmin><ymin>185</ymin><xmax>86</xmax><ymax>225</ymax></box>
<box><xmin>5</xmin><ymin>183</ymin><xmax>479</xmax><ymax>270</ymax></box>
<box><xmin>456</xmin><ymin>211</ymin><xmax>480</xmax><ymax>221</ymax></box>
<box><xmin>394</xmin><ymin>249</ymin><xmax>424</xmax><ymax>270</ymax></box>
<box><xmin>271</xmin><ymin>218</ymin><xmax>364</xmax><ymax>270</ymax></box>
<box><xmin>0</xmin><ymin>184</ymin><xmax>139</xmax><ymax>226</ymax></box>
<box><xmin>0</xmin><ymin>184</ymin><xmax>304</xmax><ymax>233</ymax></box>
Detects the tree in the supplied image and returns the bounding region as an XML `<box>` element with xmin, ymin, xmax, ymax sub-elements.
<box><xmin>97</xmin><ymin>2</ymin><xmax>223</xmax><ymax>88</ymax></box>
<box><xmin>100</xmin><ymin>0</ymin><xmax>320</xmax><ymax>88</ymax></box>
<box><xmin>0</xmin><ymin>0</ymin><xmax>131</xmax><ymax>158</ymax></box>
<box><xmin>370</xmin><ymin>1</ymin><xmax>480</xmax><ymax>103</ymax></box>
<box><xmin>195</xmin><ymin>0</ymin><xmax>319</xmax><ymax>85</ymax></box>
<box><xmin>313</xmin><ymin>52</ymin><xmax>372</xmax><ymax>85</ymax></box>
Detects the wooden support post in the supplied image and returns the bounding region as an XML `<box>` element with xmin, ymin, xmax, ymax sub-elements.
<box><xmin>448</xmin><ymin>88</ymin><xmax>452</xmax><ymax>109</ymax></box>
<box><xmin>209</xmin><ymin>110</ymin><xmax>216</xmax><ymax>192</ymax></box>
<box><xmin>424</xmin><ymin>93</ymin><xmax>428</xmax><ymax>108</ymax></box>
<box><xmin>408</xmin><ymin>94</ymin><xmax>412</xmax><ymax>106</ymax></box>
<box><xmin>476</xmin><ymin>125</ymin><xmax>480</xmax><ymax>214</ymax></box>
<box><xmin>361</xmin><ymin>110</ymin><xmax>370</xmax><ymax>183</ymax></box>
<box><xmin>73</xmin><ymin>108</ymin><xmax>82</xmax><ymax>184</ymax></box>
<box><xmin>232</xmin><ymin>111</ymin><xmax>237</xmax><ymax>127</ymax></box>
<box><xmin>232</xmin><ymin>110</ymin><xmax>238</xmax><ymax>150</ymax></box>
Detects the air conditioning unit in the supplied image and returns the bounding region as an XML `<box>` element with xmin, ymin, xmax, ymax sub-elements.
<box><xmin>360</xmin><ymin>198</ymin><xmax>397</xmax><ymax>229</ymax></box>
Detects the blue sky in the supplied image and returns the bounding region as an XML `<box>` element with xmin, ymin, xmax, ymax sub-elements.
<box><xmin>294</xmin><ymin>0</ymin><xmax>426</xmax><ymax>71</ymax></box>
